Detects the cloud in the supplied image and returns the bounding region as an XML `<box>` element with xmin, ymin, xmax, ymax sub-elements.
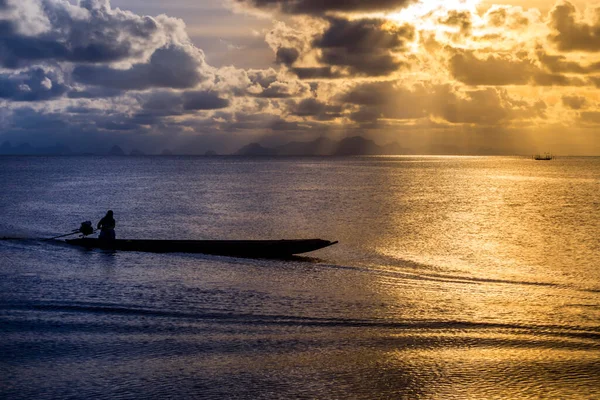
<box><xmin>314</xmin><ymin>18</ymin><xmax>415</xmax><ymax>76</ymax></box>
<box><xmin>0</xmin><ymin>0</ymin><xmax>180</xmax><ymax>69</ymax></box>
<box><xmin>549</xmin><ymin>1</ymin><xmax>600</xmax><ymax>52</ymax></box>
<box><xmin>562</xmin><ymin>95</ymin><xmax>587</xmax><ymax>109</ymax></box>
<box><xmin>580</xmin><ymin>111</ymin><xmax>600</xmax><ymax>124</ymax></box>
<box><xmin>437</xmin><ymin>87</ymin><xmax>509</xmax><ymax>124</ymax></box>
<box><xmin>536</xmin><ymin>49</ymin><xmax>600</xmax><ymax>74</ymax></box>
<box><xmin>212</xmin><ymin>67</ymin><xmax>311</xmax><ymax>98</ymax></box>
<box><xmin>275</xmin><ymin>47</ymin><xmax>300</xmax><ymax>65</ymax></box>
<box><xmin>339</xmin><ymin>81</ymin><xmax>438</xmax><ymax>122</ymax></box>
<box><xmin>256</xmin><ymin>81</ymin><xmax>309</xmax><ymax>98</ymax></box>
<box><xmin>183</xmin><ymin>91</ymin><xmax>230</xmax><ymax>110</ymax></box>
<box><xmin>484</xmin><ymin>5</ymin><xmax>534</xmax><ymax>30</ymax></box>
<box><xmin>449</xmin><ymin>50</ymin><xmax>535</xmax><ymax>86</ymax></box>
<box><xmin>140</xmin><ymin>90</ymin><xmax>230</xmax><ymax>115</ymax></box>
<box><xmin>68</xmin><ymin>87</ymin><xmax>123</xmax><ymax>99</ymax></box>
<box><xmin>267</xmin><ymin>17</ymin><xmax>415</xmax><ymax>78</ymax></box>
<box><xmin>291</xmin><ymin>66</ymin><xmax>343</xmax><ymax>79</ymax></box>
<box><xmin>234</xmin><ymin>0</ymin><xmax>415</xmax><ymax>15</ymax></box>
<box><xmin>438</xmin><ymin>11</ymin><xmax>472</xmax><ymax>35</ymax></box>
<box><xmin>72</xmin><ymin>45</ymin><xmax>209</xmax><ymax>90</ymax></box>
<box><xmin>0</xmin><ymin>68</ymin><xmax>68</xmax><ymax>101</ymax></box>
<box><xmin>1</xmin><ymin>0</ymin><xmax>599</xmax><ymax>155</ymax></box>
<box><xmin>246</xmin><ymin>69</ymin><xmax>279</xmax><ymax>89</ymax></box>
<box><xmin>338</xmin><ymin>81</ymin><xmax>546</xmax><ymax>125</ymax></box>
<box><xmin>448</xmin><ymin>49</ymin><xmax>588</xmax><ymax>87</ymax></box>
<box><xmin>531</xmin><ymin>72</ymin><xmax>585</xmax><ymax>86</ymax></box>
<box><xmin>0</xmin><ymin>0</ymin><xmax>213</xmax><ymax>94</ymax></box>
<box><xmin>291</xmin><ymin>97</ymin><xmax>342</xmax><ymax>120</ymax></box>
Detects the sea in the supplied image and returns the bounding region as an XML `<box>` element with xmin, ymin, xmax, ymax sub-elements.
<box><xmin>1</xmin><ymin>155</ymin><xmax>599</xmax><ymax>399</ymax></box>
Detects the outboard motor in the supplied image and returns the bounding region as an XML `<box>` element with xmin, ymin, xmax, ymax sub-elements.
<box><xmin>79</xmin><ymin>221</ymin><xmax>94</xmax><ymax>236</ymax></box>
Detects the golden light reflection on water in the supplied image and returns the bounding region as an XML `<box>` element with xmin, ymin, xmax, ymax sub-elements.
<box><xmin>335</xmin><ymin>157</ymin><xmax>600</xmax><ymax>338</ymax></box>
<box><xmin>369</xmin><ymin>157</ymin><xmax>600</xmax><ymax>287</ymax></box>
<box><xmin>388</xmin><ymin>346</ymin><xmax>600</xmax><ymax>399</ymax></box>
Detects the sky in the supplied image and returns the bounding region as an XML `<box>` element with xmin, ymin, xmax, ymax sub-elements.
<box><xmin>0</xmin><ymin>0</ymin><xmax>599</xmax><ymax>154</ymax></box>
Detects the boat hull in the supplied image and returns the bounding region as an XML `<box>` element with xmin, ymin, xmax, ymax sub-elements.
<box><xmin>65</xmin><ymin>238</ymin><xmax>337</xmax><ymax>258</ymax></box>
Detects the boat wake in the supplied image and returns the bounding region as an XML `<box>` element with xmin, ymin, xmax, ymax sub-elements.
<box><xmin>3</xmin><ymin>300</ymin><xmax>600</xmax><ymax>344</ymax></box>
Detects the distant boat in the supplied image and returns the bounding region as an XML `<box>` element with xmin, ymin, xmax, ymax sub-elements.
<box><xmin>65</xmin><ymin>238</ymin><xmax>338</xmax><ymax>258</ymax></box>
<box><xmin>533</xmin><ymin>153</ymin><xmax>554</xmax><ymax>160</ymax></box>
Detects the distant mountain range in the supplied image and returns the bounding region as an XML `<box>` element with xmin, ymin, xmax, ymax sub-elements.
<box><xmin>0</xmin><ymin>142</ymin><xmax>162</xmax><ymax>156</ymax></box>
<box><xmin>236</xmin><ymin>136</ymin><xmax>412</xmax><ymax>156</ymax></box>
<box><xmin>0</xmin><ymin>137</ymin><xmax>410</xmax><ymax>156</ymax></box>
<box><xmin>0</xmin><ymin>141</ymin><xmax>224</xmax><ymax>156</ymax></box>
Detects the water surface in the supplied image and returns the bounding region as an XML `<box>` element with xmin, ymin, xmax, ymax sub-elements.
<box><xmin>1</xmin><ymin>156</ymin><xmax>599</xmax><ymax>399</ymax></box>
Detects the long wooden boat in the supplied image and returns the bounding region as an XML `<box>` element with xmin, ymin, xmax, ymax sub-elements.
<box><xmin>65</xmin><ymin>238</ymin><xmax>338</xmax><ymax>258</ymax></box>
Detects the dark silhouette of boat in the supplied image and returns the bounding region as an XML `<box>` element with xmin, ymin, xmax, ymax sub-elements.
<box><xmin>65</xmin><ymin>238</ymin><xmax>338</xmax><ymax>258</ymax></box>
<box><xmin>533</xmin><ymin>153</ymin><xmax>554</xmax><ymax>160</ymax></box>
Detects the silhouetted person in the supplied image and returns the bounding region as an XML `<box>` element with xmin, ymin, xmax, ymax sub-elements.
<box><xmin>97</xmin><ymin>210</ymin><xmax>116</xmax><ymax>241</ymax></box>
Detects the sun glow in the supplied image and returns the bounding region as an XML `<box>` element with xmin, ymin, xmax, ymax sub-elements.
<box><xmin>387</xmin><ymin>0</ymin><xmax>482</xmax><ymax>26</ymax></box>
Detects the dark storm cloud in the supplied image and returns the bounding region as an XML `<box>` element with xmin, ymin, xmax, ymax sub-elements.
<box><xmin>140</xmin><ymin>90</ymin><xmax>229</xmax><ymax>116</ymax></box>
<box><xmin>72</xmin><ymin>46</ymin><xmax>208</xmax><ymax>90</ymax></box>
<box><xmin>0</xmin><ymin>1</ymin><xmax>162</xmax><ymax>69</ymax></box>
<box><xmin>316</xmin><ymin>18</ymin><xmax>412</xmax><ymax>51</ymax></box>
<box><xmin>348</xmin><ymin>107</ymin><xmax>382</xmax><ymax>123</ymax></box>
<box><xmin>292</xmin><ymin>67</ymin><xmax>343</xmax><ymax>79</ymax></box>
<box><xmin>183</xmin><ymin>91</ymin><xmax>230</xmax><ymax>110</ymax></box>
<box><xmin>0</xmin><ymin>25</ymin><xmax>132</xmax><ymax>69</ymax></box>
<box><xmin>68</xmin><ymin>87</ymin><xmax>123</xmax><ymax>99</ymax></box>
<box><xmin>141</xmin><ymin>91</ymin><xmax>182</xmax><ymax>114</ymax></box>
<box><xmin>0</xmin><ymin>68</ymin><xmax>68</xmax><ymax>101</ymax></box>
<box><xmin>272</xmin><ymin>17</ymin><xmax>415</xmax><ymax>79</ymax></box>
<box><xmin>235</xmin><ymin>0</ymin><xmax>415</xmax><ymax>15</ymax></box>
<box><xmin>0</xmin><ymin>0</ymin><xmax>212</xmax><ymax>106</ymax></box>
<box><xmin>291</xmin><ymin>98</ymin><xmax>342</xmax><ymax>120</ymax></box>
<box><xmin>549</xmin><ymin>1</ymin><xmax>600</xmax><ymax>52</ymax></box>
<box><xmin>275</xmin><ymin>47</ymin><xmax>300</xmax><ymax>66</ymax></box>
<box><xmin>313</xmin><ymin>18</ymin><xmax>414</xmax><ymax>76</ymax></box>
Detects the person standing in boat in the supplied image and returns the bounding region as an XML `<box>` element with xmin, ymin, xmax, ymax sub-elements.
<box><xmin>97</xmin><ymin>210</ymin><xmax>116</xmax><ymax>240</ymax></box>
